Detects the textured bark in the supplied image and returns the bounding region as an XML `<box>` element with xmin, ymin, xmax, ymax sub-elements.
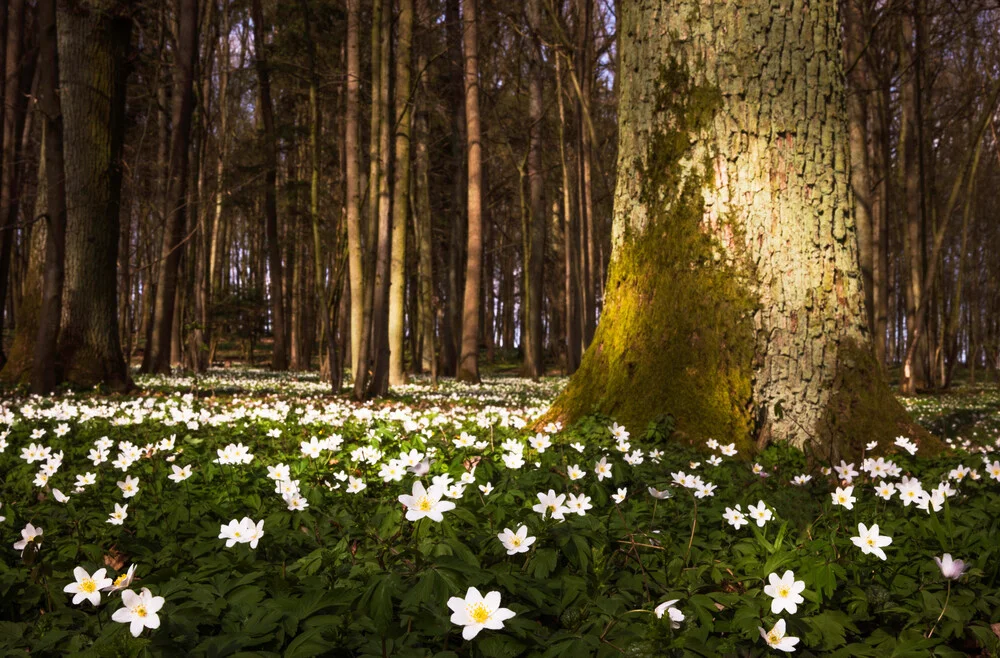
<box><xmin>547</xmin><ymin>0</ymin><xmax>931</xmax><ymax>460</ymax></box>
<box><xmin>388</xmin><ymin>0</ymin><xmax>414</xmax><ymax>387</ymax></box>
<box><xmin>522</xmin><ymin>0</ymin><xmax>545</xmax><ymax>380</ymax></box>
<box><xmin>251</xmin><ymin>0</ymin><xmax>287</xmax><ymax>371</ymax></box>
<box><xmin>55</xmin><ymin>0</ymin><xmax>131</xmax><ymax>391</ymax></box>
<box><xmin>456</xmin><ymin>0</ymin><xmax>482</xmax><ymax>383</ymax></box>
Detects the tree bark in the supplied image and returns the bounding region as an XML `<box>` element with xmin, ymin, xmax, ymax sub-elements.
<box><xmin>546</xmin><ymin>0</ymin><xmax>932</xmax><ymax>460</ymax></box>
<box><xmin>556</xmin><ymin>53</ymin><xmax>580</xmax><ymax>374</ymax></box>
<box><xmin>456</xmin><ymin>0</ymin><xmax>482</xmax><ymax>383</ymax></box>
<box><xmin>55</xmin><ymin>0</ymin><xmax>131</xmax><ymax>391</ymax></box>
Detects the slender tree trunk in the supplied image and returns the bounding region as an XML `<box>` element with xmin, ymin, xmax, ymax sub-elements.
<box><xmin>556</xmin><ymin>53</ymin><xmax>581</xmax><ymax>373</ymax></box>
<box><xmin>546</xmin><ymin>0</ymin><xmax>932</xmax><ymax>459</ymax></box>
<box><xmin>457</xmin><ymin>0</ymin><xmax>482</xmax><ymax>383</ymax></box>
<box><xmin>898</xmin><ymin>4</ymin><xmax>927</xmax><ymax>393</ymax></box>
<box><xmin>388</xmin><ymin>0</ymin><xmax>414</xmax><ymax>387</ymax></box>
<box><xmin>0</xmin><ymin>0</ymin><xmax>30</xmax><ymax>369</ymax></box>
<box><xmin>345</xmin><ymin>0</ymin><xmax>363</xmax><ymax>385</ymax></box>
<box><xmin>354</xmin><ymin>0</ymin><xmax>384</xmax><ymax>398</ymax></box>
<box><xmin>842</xmin><ymin>0</ymin><xmax>875</xmax><ymax>337</ymax></box>
<box><xmin>55</xmin><ymin>0</ymin><xmax>131</xmax><ymax>391</ymax></box>
<box><xmin>250</xmin><ymin>0</ymin><xmax>287</xmax><ymax>370</ymax></box>
<box><xmin>146</xmin><ymin>0</ymin><xmax>199</xmax><ymax>373</ymax></box>
<box><xmin>522</xmin><ymin>0</ymin><xmax>545</xmax><ymax>380</ymax></box>
<box><xmin>414</xmin><ymin>0</ymin><xmax>437</xmax><ymax>385</ymax></box>
<box><xmin>31</xmin><ymin>0</ymin><xmax>66</xmax><ymax>394</ymax></box>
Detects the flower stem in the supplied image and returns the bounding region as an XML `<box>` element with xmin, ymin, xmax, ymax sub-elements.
<box><xmin>926</xmin><ymin>580</ymin><xmax>951</xmax><ymax>639</ymax></box>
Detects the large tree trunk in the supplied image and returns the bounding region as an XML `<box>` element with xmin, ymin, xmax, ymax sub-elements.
<box><xmin>546</xmin><ymin>0</ymin><xmax>932</xmax><ymax>460</ymax></box>
<box><xmin>251</xmin><ymin>0</ymin><xmax>287</xmax><ymax>371</ymax></box>
<box><xmin>146</xmin><ymin>0</ymin><xmax>199</xmax><ymax>373</ymax></box>
<box><xmin>388</xmin><ymin>0</ymin><xmax>413</xmax><ymax>388</ymax></box>
<box><xmin>55</xmin><ymin>0</ymin><xmax>131</xmax><ymax>391</ymax></box>
<box><xmin>456</xmin><ymin>0</ymin><xmax>482</xmax><ymax>383</ymax></box>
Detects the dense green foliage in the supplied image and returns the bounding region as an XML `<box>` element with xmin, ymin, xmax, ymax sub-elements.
<box><xmin>1</xmin><ymin>372</ymin><xmax>999</xmax><ymax>656</ymax></box>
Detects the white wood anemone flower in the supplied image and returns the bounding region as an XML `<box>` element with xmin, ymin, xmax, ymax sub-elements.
<box><xmin>63</xmin><ymin>567</ymin><xmax>113</xmax><ymax>606</ymax></box>
<box><xmin>447</xmin><ymin>587</ymin><xmax>516</xmax><ymax>640</ymax></box>
<box><xmin>112</xmin><ymin>587</ymin><xmax>165</xmax><ymax>637</ymax></box>
<box><xmin>759</xmin><ymin>619</ymin><xmax>800</xmax><ymax>652</ymax></box>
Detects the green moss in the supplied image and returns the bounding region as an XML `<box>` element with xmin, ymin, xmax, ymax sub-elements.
<box><xmin>818</xmin><ymin>340</ymin><xmax>943</xmax><ymax>462</ymax></box>
<box><xmin>547</xmin><ymin>58</ymin><xmax>757</xmax><ymax>451</ymax></box>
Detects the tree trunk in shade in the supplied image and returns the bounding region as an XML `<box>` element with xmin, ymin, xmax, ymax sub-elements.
<box><xmin>546</xmin><ymin>0</ymin><xmax>934</xmax><ymax>461</ymax></box>
<box><xmin>55</xmin><ymin>0</ymin><xmax>132</xmax><ymax>391</ymax></box>
<box><xmin>251</xmin><ymin>0</ymin><xmax>287</xmax><ymax>371</ymax></box>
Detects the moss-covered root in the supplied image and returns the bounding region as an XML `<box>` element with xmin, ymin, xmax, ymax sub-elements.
<box><xmin>815</xmin><ymin>340</ymin><xmax>942</xmax><ymax>462</ymax></box>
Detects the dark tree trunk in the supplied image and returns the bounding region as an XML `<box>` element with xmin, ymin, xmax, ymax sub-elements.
<box><xmin>55</xmin><ymin>0</ymin><xmax>132</xmax><ymax>391</ymax></box>
<box><xmin>251</xmin><ymin>0</ymin><xmax>287</xmax><ymax>370</ymax></box>
<box><xmin>146</xmin><ymin>0</ymin><xmax>199</xmax><ymax>373</ymax></box>
<box><xmin>31</xmin><ymin>0</ymin><xmax>66</xmax><ymax>394</ymax></box>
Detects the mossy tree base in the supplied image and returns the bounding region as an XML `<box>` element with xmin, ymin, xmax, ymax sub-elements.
<box><xmin>545</xmin><ymin>0</ymin><xmax>938</xmax><ymax>460</ymax></box>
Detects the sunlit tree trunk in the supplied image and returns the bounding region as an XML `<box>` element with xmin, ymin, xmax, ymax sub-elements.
<box><xmin>842</xmin><ymin>0</ymin><xmax>874</xmax><ymax>338</ymax></box>
<box><xmin>456</xmin><ymin>0</ymin><xmax>482</xmax><ymax>383</ymax></box>
<box><xmin>389</xmin><ymin>0</ymin><xmax>414</xmax><ymax>387</ymax></box>
<box><xmin>55</xmin><ymin>0</ymin><xmax>131</xmax><ymax>391</ymax></box>
<box><xmin>345</xmin><ymin>0</ymin><xmax>363</xmax><ymax>384</ymax></box>
<box><xmin>547</xmin><ymin>0</ymin><xmax>931</xmax><ymax>460</ymax></box>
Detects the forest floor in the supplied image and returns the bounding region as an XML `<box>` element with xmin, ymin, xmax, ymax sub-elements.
<box><xmin>1</xmin><ymin>368</ymin><xmax>999</xmax><ymax>656</ymax></box>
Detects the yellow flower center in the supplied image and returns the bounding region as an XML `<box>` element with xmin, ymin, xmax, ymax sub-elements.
<box><xmin>114</xmin><ymin>574</ymin><xmax>128</xmax><ymax>587</ymax></box>
<box><xmin>510</xmin><ymin>536</ymin><xmax>522</xmax><ymax>547</ymax></box>
<box><xmin>234</xmin><ymin>531</ymin><xmax>242</xmax><ymax>538</ymax></box>
<box><xmin>548</xmin><ymin>504</ymin><xmax>558</xmax><ymax>512</ymax></box>
<box><xmin>80</xmin><ymin>579</ymin><xmax>97</xmax><ymax>593</ymax></box>
<box><xmin>418</xmin><ymin>496</ymin><xmax>433</xmax><ymax>512</ymax></box>
<box><xmin>468</xmin><ymin>602</ymin><xmax>491</xmax><ymax>624</ymax></box>
<box><xmin>778</xmin><ymin>586</ymin><xmax>789</xmax><ymax>598</ymax></box>
<box><xmin>866</xmin><ymin>538</ymin><xmax>875</xmax><ymax>547</ymax></box>
<box><xmin>767</xmin><ymin>631</ymin><xmax>780</xmax><ymax>645</ymax></box>
<box><xmin>135</xmin><ymin>604</ymin><xmax>147</xmax><ymax>618</ymax></box>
